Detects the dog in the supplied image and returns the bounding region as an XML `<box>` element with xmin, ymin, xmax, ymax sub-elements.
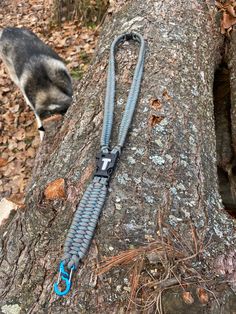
<box><xmin>0</xmin><ymin>27</ymin><xmax>73</xmax><ymax>140</ymax></box>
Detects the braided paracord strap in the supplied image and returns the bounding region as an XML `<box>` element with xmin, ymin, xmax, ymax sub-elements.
<box><xmin>62</xmin><ymin>176</ymin><xmax>107</xmax><ymax>269</ymax></box>
<box><xmin>54</xmin><ymin>32</ymin><xmax>145</xmax><ymax>296</ymax></box>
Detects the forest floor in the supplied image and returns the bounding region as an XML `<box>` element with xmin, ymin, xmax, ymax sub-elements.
<box><xmin>0</xmin><ymin>0</ymin><xmax>98</xmax><ymax>208</ymax></box>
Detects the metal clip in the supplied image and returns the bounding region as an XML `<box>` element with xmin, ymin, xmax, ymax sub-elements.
<box><xmin>94</xmin><ymin>150</ymin><xmax>119</xmax><ymax>181</ymax></box>
<box><xmin>54</xmin><ymin>262</ymin><xmax>75</xmax><ymax>296</ymax></box>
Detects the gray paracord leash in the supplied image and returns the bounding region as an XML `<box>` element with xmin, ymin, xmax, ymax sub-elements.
<box><xmin>54</xmin><ymin>32</ymin><xmax>145</xmax><ymax>296</ymax></box>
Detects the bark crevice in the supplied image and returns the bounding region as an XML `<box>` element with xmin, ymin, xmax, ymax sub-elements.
<box><xmin>214</xmin><ymin>61</ymin><xmax>236</xmax><ymax>216</ymax></box>
<box><xmin>214</xmin><ymin>32</ymin><xmax>236</xmax><ymax>218</ymax></box>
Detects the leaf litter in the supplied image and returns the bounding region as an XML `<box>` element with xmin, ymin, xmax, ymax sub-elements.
<box><xmin>0</xmin><ymin>0</ymin><xmax>98</xmax><ymax>209</ymax></box>
<box><xmin>216</xmin><ymin>0</ymin><xmax>236</xmax><ymax>33</ymax></box>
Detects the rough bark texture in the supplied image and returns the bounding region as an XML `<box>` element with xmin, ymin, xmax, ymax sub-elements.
<box><xmin>1</xmin><ymin>0</ymin><xmax>236</xmax><ymax>313</ymax></box>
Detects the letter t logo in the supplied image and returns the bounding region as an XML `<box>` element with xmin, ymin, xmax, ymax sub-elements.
<box><xmin>101</xmin><ymin>158</ymin><xmax>112</xmax><ymax>170</ymax></box>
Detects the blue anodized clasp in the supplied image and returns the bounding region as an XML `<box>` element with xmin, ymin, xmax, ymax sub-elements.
<box><xmin>54</xmin><ymin>261</ymin><xmax>75</xmax><ymax>296</ymax></box>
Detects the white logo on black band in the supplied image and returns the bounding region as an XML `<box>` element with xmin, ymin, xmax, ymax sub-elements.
<box><xmin>101</xmin><ymin>158</ymin><xmax>112</xmax><ymax>170</ymax></box>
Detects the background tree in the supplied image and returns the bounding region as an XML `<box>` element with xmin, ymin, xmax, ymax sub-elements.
<box><xmin>1</xmin><ymin>0</ymin><xmax>236</xmax><ymax>313</ymax></box>
<box><xmin>52</xmin><ymin>0</ymin><xmax>109</xmax><ymax>26</ymax></box>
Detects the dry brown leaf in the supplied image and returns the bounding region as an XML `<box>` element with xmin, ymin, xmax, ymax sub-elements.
<box><xmin>17</xmin><ymin>141</ymin><xmax>27</xmax><ymax>151</ymax></box>
<box><xmin>0</xmin><ymin>157</ymin><xmax>8</xmax><ymax>167</ymax></box>
<box><xmin>2</xmin><ymin>86</ymin><xmax>11</xmax><ymax>93</ymax></box>
<box><xmin>10</xmin><ymin>104</ymin><xmax>20</xmax><ymax>113</ymax></box>
<box><xmin>44</xmin><ymin>178</ymin><xmax>66</xmax><ymax>200</ymax></box>
<box><xmin>196</xmin><ymin>287</ymin><xmax>209</xmax><ymax>304</ymax></box>
<box><xmin>182</xmin><ymin>291</ymin><xmax>194</xmax><ymax>304</ymax></box>
<box><xmin>162</xmin><ymin>89</ymin><xmax>172</xmax><ymax>100</ymax></box>
<box><xmin>12</xmin><ymin>175</ymin><xmax>26</xmax><ymax>193</ymax></box>
<box><xmin>148</xmin><ymin>115</ymin><xmax>164</xmax><ymax>127</ymax></box>
<box><xmin>7</xmin><ymin>194</ymin><xmax>25</xmax><ymax>206</ymax></box>
<box><xmin>8</xmin><ymin>139</ymin><xmax>18</xmax><ymax>151</ymax></box>
<box><xmin>150</xmin><ymin>98</ymin><xmax>162</xmax><ymax>110</ymax></box>
<box><xmin>13</xmin><ymin>129</ymin><xmax>25</xmax><ymax>141</ymax></box>
<box><xmin>2</xmin><ymin>111</ymin><xmax>14</xmax><ymax>123</ymax></box>
<box><xmin>26</xmin><ymin>147</ymin><xmax>36</xmax><ymax>158</ymax></box>
<box><xmin>221</xmin><ymin>12</ymin><xmax>236</xmax><ymax>31</ymax></box>
<box><xmin>226</xmin><ymin>4</ymin><xmax>236</xmax><ymax>17</ymax></box>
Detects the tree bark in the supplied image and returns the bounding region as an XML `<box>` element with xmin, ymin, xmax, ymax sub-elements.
<box><xmin>1</xmin><ymin>0</ymin><xmax>236</xmax><ymax>313</ymax></box>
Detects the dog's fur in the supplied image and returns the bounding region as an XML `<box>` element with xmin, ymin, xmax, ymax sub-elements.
<box><xmin>0</xmin><ymin>27</ymin><xmax>73</xmax><ymax>139</ymax></box>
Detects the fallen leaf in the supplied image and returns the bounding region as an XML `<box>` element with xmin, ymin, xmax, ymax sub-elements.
<box><xmin>13</xmin><ymin>129</ymin><xmax>25</xmax><ymax>141</ymax></box>
<box><xmin>17</xmin><ymin>141</ymin><xmax>27</xmax><ymax>151</ymax></box>
<box><xmin>226</xmin><ymin>4</ymin><xmax>236</xmax><ymax>17</ymax></box>
<box><xmin>148</xmin><ymin>115</ymin><xmax>164</xmax><ymax>127</ymax></box>
<box><xmin>162</xmin><ymin>89</ymin><xmax>172</xmax><ymax>101</ymax></box>
<box><xmin>182</xmin><ymin>291</ymin><xmax>194</xmax><ymax>304</ymax></box>
<box><xmin>44</xmin><ymin>178</ymin><xmax>66</xmax><ymax>200</ymax></box>
<box><xmin>8</xmin><ymin>194</ymin><xmax>25</xmax><ymax>206</ymax></box>
<box><xmin>221</xmin><ymin>12</ymin><xmax>236</xmax><ymax>32</ymax></box>
<box><xmin>196</xmin><ymin>287</ymin><xmax>209</xmax><ymax>304</ymax></box>
<box><xmin>150</xmin><ymin>98</ymin><xmax>162</xmax><ymax>110</ymax></box>
<box><xmin>26</xmin><ymin>147</ymin><xmax>36</xmax><ymax>158</ymax></box>
<box><xmin>0</xmin><ymin>158</ymin><xmax>8</xmax><ymax>167</ymax></box>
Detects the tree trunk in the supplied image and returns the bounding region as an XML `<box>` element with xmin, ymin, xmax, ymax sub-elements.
<box><xmin>1</xmin><ymin>0</ymin><xmax>236</xmax><ymax>313</ymax></box>
<box><xmin>52</xmin><ymin>0</ymin><xmax>109</xmax><ymax>25</ymax></box>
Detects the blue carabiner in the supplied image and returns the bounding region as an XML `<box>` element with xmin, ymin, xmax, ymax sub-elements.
<box><xmin>54</xmin><ymin>261</ymin><xmax>75</xmax><ymax>296</ymax></box>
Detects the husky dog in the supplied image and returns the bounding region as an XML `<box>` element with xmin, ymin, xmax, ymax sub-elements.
<box><xmin>0</xmin><ymin>27</ymin><xmax>73</xmax><ymax>140</ymax></box>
